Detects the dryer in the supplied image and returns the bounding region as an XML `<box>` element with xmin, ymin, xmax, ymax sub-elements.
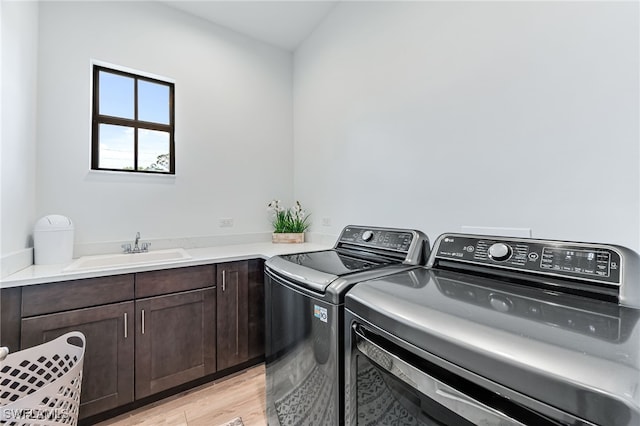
<box><xmin>345</xmin><ymin>233</ymin><xmax>640</xmax><ymax>425</ymax></box>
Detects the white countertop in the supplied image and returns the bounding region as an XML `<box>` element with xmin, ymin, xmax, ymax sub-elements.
<box><xmin>0</xmin><ymin>241</ymin><xmax>332</xmax><ymax>288</ymax></box>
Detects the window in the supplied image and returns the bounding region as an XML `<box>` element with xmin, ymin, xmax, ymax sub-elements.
<box><xmin>92</xmin><ymin>65</ymin><xmax>175</xmax><ymax>174</ymax></box>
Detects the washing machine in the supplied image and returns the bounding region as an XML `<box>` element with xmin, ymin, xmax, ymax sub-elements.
<box><xmin>265</xmin><ymin>225</ymin><xmax>429</xmax><ymax>425</ymax></box>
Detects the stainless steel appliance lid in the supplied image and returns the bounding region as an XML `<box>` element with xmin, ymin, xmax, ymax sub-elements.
<box><xmin>345</xmin><ymin>267</ymin><xmax>640</xmax><ymax>426</ymax></box>
<box><xmin>265</xmin><ymin>225</ymin><xmax>429</xmax><ymax>295</ymax></box>
<box><xmin>277</xmin><ymin>250</ymin><xmax>393</xmax><ymax>276</ymax></box>
<box><xmin>265</xmin><ymin>250</ymin><xmax>396</xmax><ymax>295</ymax></box>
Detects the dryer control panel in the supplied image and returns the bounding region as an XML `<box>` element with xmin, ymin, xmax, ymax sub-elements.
<box><xmin>430</xmin><ymin>234</ymin><xmax>622</xmax><ymax>286</ymax></box>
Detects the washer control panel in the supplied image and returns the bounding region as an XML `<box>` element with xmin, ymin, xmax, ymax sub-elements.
<box><xmin>432</xmin><ymin>234</ymin><xmax>622</xmax><ymax>285</ymax></box>
<box><xmin>339</xmin><ymin>226</ymin><xmax>414</xmax><ymax>252</ymax></box>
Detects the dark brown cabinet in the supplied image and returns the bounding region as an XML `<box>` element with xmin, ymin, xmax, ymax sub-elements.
<box><xmin>10</xmin><ymin>258</ymin><xmax>264</xmax><ymax>420</ymax></box>
<box><xmin>216</xmin><ymin>261</ymin><xmax>249</xmax><ymax>371</ymax></box>
<box><xmin>1</xmin><ymin>287</ymin><xmax>21</xmax><ymax>351</ymax></box>
<box><xmin>134</xmin><ymin>265</ymin><xmax>216</xmax><ymax>398</ymax></box>
<box><xmin>21</xmin><ymin>287</ymin><xmax>135</xmax><ymax>419</ymax></box>
<box><xmin>248</xmin><ymin>258</ymin><xmax>265</xmax><ymax>359</ymax></box>
<box><xmin>135</xmin><ymin>265</ymin><xmax>215</xmax><ymax>299</ymax></box>
<box><xmin>216</xmin><ymin>259</ymin><xmax>266</xmax><ymax>370</ymax></box>
<box><xmin>135</xmin><ymin>287</ymin><xmax>216</xmax><ymax>398</ymax></box>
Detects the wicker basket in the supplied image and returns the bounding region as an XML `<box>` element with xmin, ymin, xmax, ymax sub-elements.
<box><xmin>0</xmin><ymin>332</ymin><xmax>86</xmax><ymax>426</ymax></box>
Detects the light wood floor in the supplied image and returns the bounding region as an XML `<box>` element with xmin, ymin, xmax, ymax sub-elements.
<box><xmin>96</xmin><ymin>364</ymin><xmax>267</xmax><ymax>426</ymax></box>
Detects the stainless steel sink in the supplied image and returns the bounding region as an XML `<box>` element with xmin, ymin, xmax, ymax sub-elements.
<box><xmin>63</xmin><ymin>248</ymin><xmax>192</xmax><ymax>271</ymax></box>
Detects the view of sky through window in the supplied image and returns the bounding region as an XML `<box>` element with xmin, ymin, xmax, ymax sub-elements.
<box><xmin>138</xmin><ymin>80</ymin><xmax>170</xmax><ymax>124</ymax></box>
<box><xmin>99</xmin><ymin>124</ymin><xmax>134</xmax><ymax>170</ymax></box>
<box><xmin>138</xmin><ymin>129</ymin><xmax>170</xmax><ymax>171</ymax></box>
<box><xmin>99</xmin><ymin>71</ymin><xmax>134</xmax><ymax>119</ymax></box>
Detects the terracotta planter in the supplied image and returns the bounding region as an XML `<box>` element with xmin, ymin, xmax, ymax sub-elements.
<box><xmin>272</xmin><ymin>232</ymin><xmax>305</xmax><ymax>244</ymax></box>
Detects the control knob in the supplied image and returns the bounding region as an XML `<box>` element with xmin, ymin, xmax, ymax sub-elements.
<box><xmin>488</xmin><ymin>243</ymin><xmax>512</xmax><ymax>262</ymax></box>
<box><xmin>362</xmin><ymin>230</ymin><xmax>374</xmax><ymax>242</ymax></box>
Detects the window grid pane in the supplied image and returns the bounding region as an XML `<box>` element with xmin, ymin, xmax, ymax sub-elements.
<box><xmin>138</xmin><ymin>80</ymin><xmax>170</xmax><ymax>125</ymax></box>
<box><xmin>137</xmin><ymin>129</ymin><xmax>170</xmax><ymax>172</ymax></box>
<box><xmin>98</xmin><ymin>71</ymin><xmax>134</xmax><ymax>119</ymax></box>
<box><xmin>98</xmin><ymin>124</ymin><xmax>134</xmax><ymax>170</ymax></box>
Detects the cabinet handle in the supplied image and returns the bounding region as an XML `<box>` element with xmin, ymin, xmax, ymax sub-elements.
<box><xmin>124</xmin><ymin>313</ymin><xmax>128</xmax><ymax>339</ymax></box>
<box><xmin>141</xmin><ymin>309</ymin><xmax>145</xmax><ymax>335</ymax></box>
<box><xmin>236</xmin><ymin>298</ymin><xmax>239</xmax><ymax>354</ymax></box>
<box><xmin>222</xmin><ymin>270</ymin><xmax>226</xmax><ymax>292</ymax></box>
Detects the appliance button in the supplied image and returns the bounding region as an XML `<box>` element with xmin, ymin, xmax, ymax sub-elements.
<box><xmin>488</xmin><ymin>243</ymin><xmax>512</xmax><ymax>262</ymax></box>
<box><xmin>528</xmin><ymin>305</ymin><xmax>540</xmax><ymax>316</ymax></box>
<box><xmin>489</xmin><ymin>294</ymin><xmax>512</xmax><ymax>313</ymax></box>
<box><xmin>362</xmin><ymin>230</ymin><xmax>374</xmax><ymax>242</ymax></box>
<box><xmin>528</xmin><ymin>252</ymin><xmax>539</xmax><ymax>261</ymax></box>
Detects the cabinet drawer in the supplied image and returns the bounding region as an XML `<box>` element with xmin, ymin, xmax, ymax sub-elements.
<box><xmin>22</xmin><ymin>274</ymin><xmax>135</xmax><ymax>317</ymax></box>
<box><xmin>136</xmin><ymin>265</ymin><xmax>215</xmax><ymax>298</ymax></box>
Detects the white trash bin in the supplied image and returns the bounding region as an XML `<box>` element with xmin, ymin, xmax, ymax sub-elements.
<box><xmin>34</xmin><ymin>215</ymin><xmax>74</xmax><ymax>265</ymax></box>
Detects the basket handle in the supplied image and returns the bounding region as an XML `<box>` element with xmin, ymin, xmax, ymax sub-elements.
<box><xmin>60</xmin><ymin>331</ymin><xmax>86</xmax><ymax>351</ymax></box>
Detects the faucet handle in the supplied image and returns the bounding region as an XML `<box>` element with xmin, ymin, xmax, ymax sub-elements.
<box><xmin>121</xmin><ymin>243</ymin><xmax>132</xmax><ymax>253</ymax></box>
<box><xmin>141</xmin><ymin>242</ymin><xmax>151</xmax><ymax>252</ymax></box>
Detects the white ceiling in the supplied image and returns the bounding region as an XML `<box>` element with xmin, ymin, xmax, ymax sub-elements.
<box><xmin>163</xmin><ymin>1</ymin><xmax>338</xmax><ymax>51</ymax></box>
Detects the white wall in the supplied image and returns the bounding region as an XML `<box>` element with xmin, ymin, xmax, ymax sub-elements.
<box><xmin>294</xmin><ymin>1</ymin><xmax>640</xmax><ymax>250</ymax></box>
<box><xmin>36</xmin><ymin>1</ymin><xmax>293</xmax><ymax>249</ymax></box>
<box><xmin>1</xmin><ymin>1</ymin><xmax>39</xmax><ymax>273</ymax></box>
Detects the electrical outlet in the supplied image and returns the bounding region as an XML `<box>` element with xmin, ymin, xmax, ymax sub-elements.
<box><xmin>322</xmin><ymin>217</ymin><xmax>331</xmax><ymax>227</ymax></box>
<box><xmin>219</xmin><ymin>218</ymin><xmax>234</xmax><ymax>228</ymax></box>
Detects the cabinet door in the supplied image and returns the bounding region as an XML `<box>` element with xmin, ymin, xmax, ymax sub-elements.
<box><xmin>135</xmin><ymin>288</ymin><xmax>216</xmax><ymax>399</ymax></box>
<box><xmin>1</xmin><ymin>287</ymin><xmax>21</xmax><ymax>351</ymax></box>
<box><xmin>217</xmin><ymin>261</ymin><xmax>249</xmax><ymax>371</ymax></box>
<box><xmin>248</xmin><ymin>259</ymin><xmax>265</xmax><ymax>359</ymax></box>
<box><xmin>21</xmin><ymin>301</ymin><xmax>135</xmax><ymax>419</ymax></box>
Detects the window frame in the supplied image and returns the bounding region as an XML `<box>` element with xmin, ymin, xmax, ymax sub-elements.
<box><xmin>91</xmin><ymin>64</ymin><xmax>176</xmax><ymax>174</ymax></box>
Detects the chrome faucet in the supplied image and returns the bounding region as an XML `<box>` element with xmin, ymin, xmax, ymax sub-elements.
<box><xmin>122</xmin><ymin>232</ymin><xmax>150</xmax><ymax>253</ymax></box>
<box><xmin>134</xmin><ymin>232</ymin><xmax>141</xmax><ymax>251</ymax></box>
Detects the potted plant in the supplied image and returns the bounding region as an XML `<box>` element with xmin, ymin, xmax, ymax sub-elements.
<box><xmin>268</xmin><ymin>200</ymin><xmax>311</xmax><ymax>243</ymax></box>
